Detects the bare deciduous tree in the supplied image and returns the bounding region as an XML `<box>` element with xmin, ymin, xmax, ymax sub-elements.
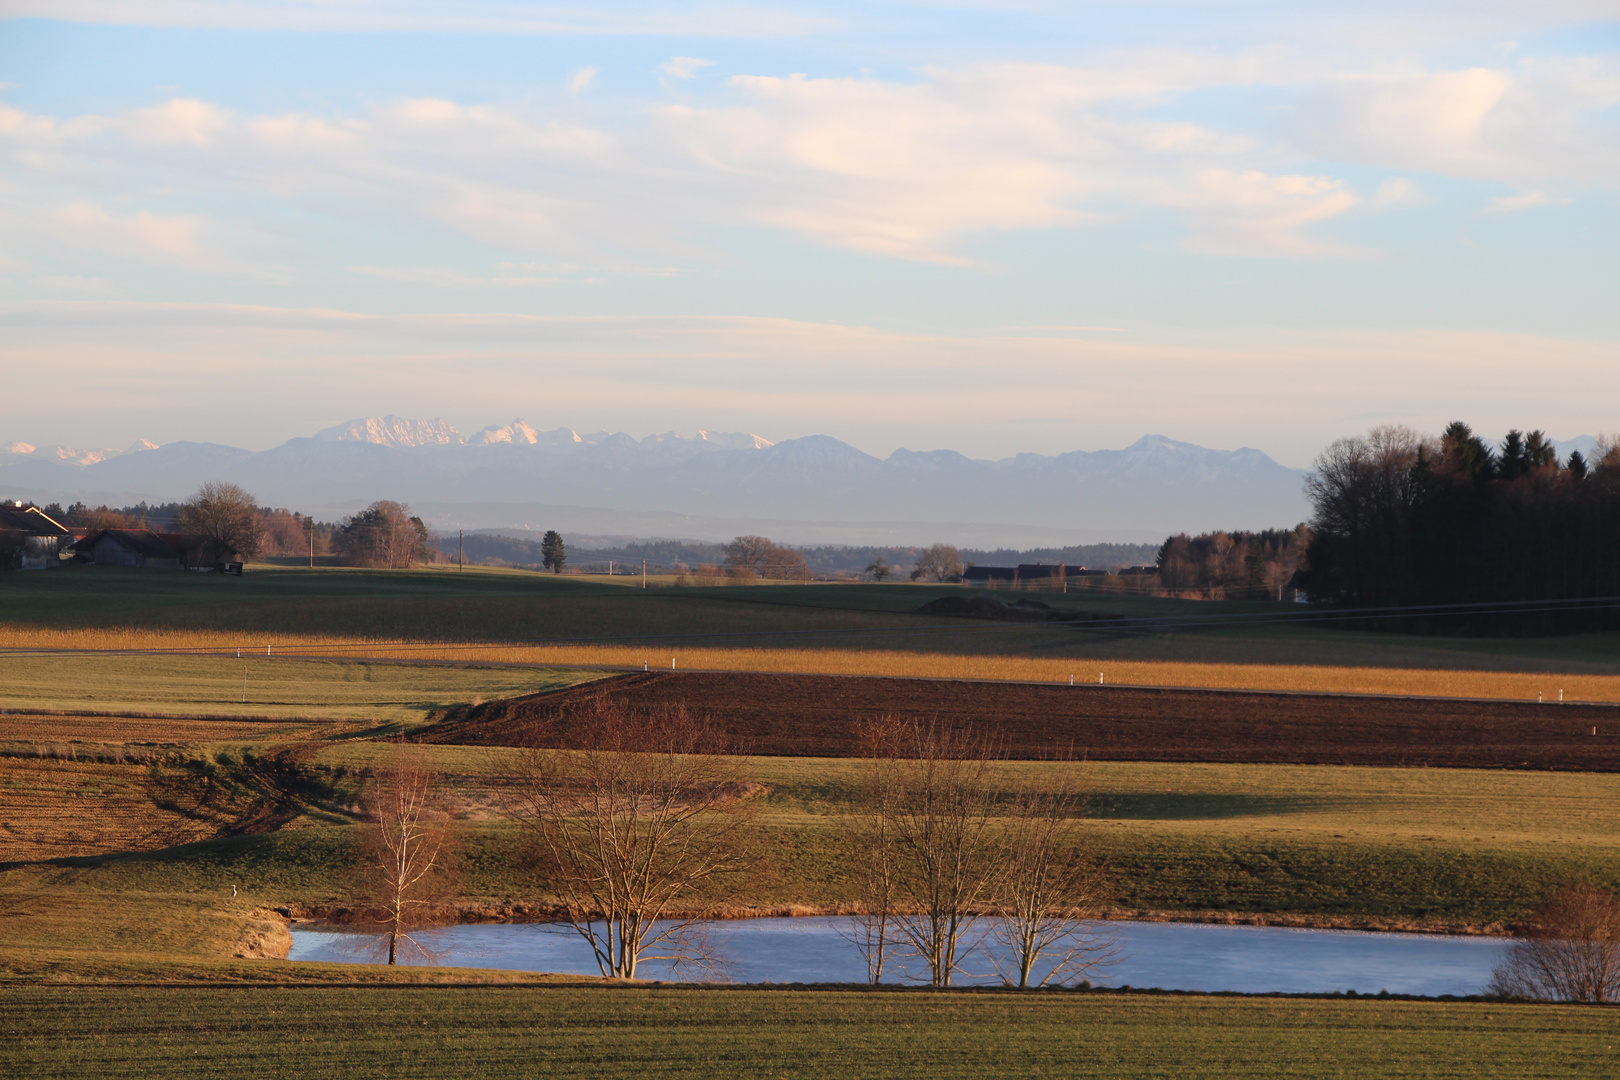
<box><xmin>992</xmin><ymin>783</ymin><xmax>1114</xmax><ymax>988</ymax></box>
<box><xmin>358</xmin><ymin>745</ymin><xmax>458</xmax><ymax>965</ymax></box>
<box><xmin>1490</xmin><ymin>884</ymin><xmax>1620</xmax><ymax>1002</ymax></box>
<box><xmin>911</xmin><ymin>544</ymin><xmax>965</xmax><ymax>583</ymax></box>
<box><xmin>512</xmin><ymin>698</ymin><xmax>757</xmax><ymax>980</ymax></box>
<box><xmin>722</xmin><ymin>535</ymin><xmax>776</xmax><ymax>577</ymax></box>
<box><xmin>842</xmin><ymin>718</ymin><xmax>906</xmax><ymax>984</ymax></box>
<box><xmin>879</xmin><ymin>720</ymin><xmax>1004</xmax><ymax>987</ymax></box>
<box><xmin>722</xmin><ymin>534</ymin><xmax>807</xmax><ymax>581</ymax></box>
<box><xmin>178</xmin><ymin>480</ymin><xmax>263</xmax><ymax>565</ymax></box>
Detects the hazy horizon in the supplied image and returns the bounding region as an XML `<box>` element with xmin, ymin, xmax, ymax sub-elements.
<box><xmin>3</xmin><ymin>3</ymin><xmax>1616</xmax><ymax>464</ymax></box>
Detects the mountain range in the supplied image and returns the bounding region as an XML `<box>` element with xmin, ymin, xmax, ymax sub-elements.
<box><xmin>1</xmin><ymin>416</ymin><xmax>1317</xmax><ymax>545</ymax></box>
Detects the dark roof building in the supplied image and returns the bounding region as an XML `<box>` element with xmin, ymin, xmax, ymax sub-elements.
<box><xmin>74</xmin><ymin>528</ymin><xmax>187</xmax><ymax>569</ymax></box>
<box><xmin>0</xmin><ymin>503</ymin><xmax>71</xmax><ymax>570</ymax></box>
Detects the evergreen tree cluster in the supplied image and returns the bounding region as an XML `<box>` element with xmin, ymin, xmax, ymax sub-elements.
<box><xmin>1299</xmin><ymin>423</ymin><xmax>1620</xmax><ymax>633</ymax></box>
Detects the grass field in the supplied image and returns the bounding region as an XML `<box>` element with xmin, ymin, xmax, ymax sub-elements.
<box><xmin>7</xmin><ymin>747</ymin><xmax>1619</xmax><ymax>941</ymax></box>
<box><xmin>0</xmin><ymin>654</ymin><xmax>601</xmax><ymax>722</ymax></box>
<box><xmin>4</xmin><ymin>564</ymin><xmax>1620</xmax><ymax>703</ymax></box>
<box><xmin>4</xmin><ymin>985</ymin><xmax>1616</xmax><ymax>1079</ymax></box>
<box><xmin>6</xmin><ymin>564</ymin><xmax>1620</xmax><ymax>1075</ymax></box>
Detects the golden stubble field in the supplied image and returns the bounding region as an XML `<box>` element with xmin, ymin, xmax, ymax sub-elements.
<box><xmin>4</xmin><ymin>643</ymin><xmax>1619</xmax><ymax>713</ymax></box>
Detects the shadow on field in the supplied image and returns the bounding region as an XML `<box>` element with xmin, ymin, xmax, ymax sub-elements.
<box><xmin>1081</xmin><ymin>793</ymin><xmax>1352</xmax><ymax>820</ymax></box>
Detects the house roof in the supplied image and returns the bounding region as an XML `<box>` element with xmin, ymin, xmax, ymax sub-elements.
<box><xmin>79</xmin><ymin>528</ymin><xmax>185</xmax><ymax>560</ymax></box>
<box><xmin>0</xmin><ymin>505</ymin><xmax>70</xmax><ymax>536</ymax></box>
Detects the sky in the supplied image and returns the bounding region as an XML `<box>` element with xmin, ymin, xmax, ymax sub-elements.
<box><xmin>1</xmin><ymin>1</ymin><xmax>1617</xmax><ymax>467</ymax></box>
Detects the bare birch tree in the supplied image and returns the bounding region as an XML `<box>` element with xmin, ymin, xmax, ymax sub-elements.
<box><xmin>1490</xmin><ymin>884</ymin><xmax>1620</xmax><ymax>1002</ymax></box>
<box><xmin>358</xmin><ymin>745</ymin><xmax>458</xmax><ymax>965</ymax></box>
<box><xmin>991</xmin><ymin>783</ymin><xmax>1115</xmax><ymax>988</ymax></box>
<box><xmin>511</xmin><ymin>699</ymin><xmax>756</xmax><ymax>980</ymax></box>
<box><xmin>842</xmin><ymin>718</ymin><xmax>905</xmax><ymax>984</ymax></box>
<box><xmin>881</xmin><ymin>720</ymin><xmax>1004</xmax><ymax>987</ymax></box>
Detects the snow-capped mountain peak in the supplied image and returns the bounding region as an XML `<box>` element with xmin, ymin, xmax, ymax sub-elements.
<box><xmin>313</xmin><ymin>416</ymin><xmax>464</xmax><ymax>448</ymax></box>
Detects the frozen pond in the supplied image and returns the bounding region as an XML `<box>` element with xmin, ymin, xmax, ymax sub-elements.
<box><xmin>289</xmin><ymin>917</ymin><xmax>1509</xmax><ymax>996</ymax></box>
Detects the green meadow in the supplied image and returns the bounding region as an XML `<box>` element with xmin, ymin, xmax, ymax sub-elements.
<box><xmin>4</xmin><ymin>985</ymin><xmax>1616</xmax><ymax>1080</ymax></box>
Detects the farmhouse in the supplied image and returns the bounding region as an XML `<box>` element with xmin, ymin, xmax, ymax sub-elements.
<box><xmin>74</xmin><ymin>528</ymin><xmax>187</xmax><ymax>569</ymax></box>
<box><xmin>0</xmin><ymin>502</ymin><xmax>71</xmax><ymax>570</ymax></box>
<box><xmin>70</xmin><ymin>528</ymin><xmax>238</xmax><ymax>570</ymax></box>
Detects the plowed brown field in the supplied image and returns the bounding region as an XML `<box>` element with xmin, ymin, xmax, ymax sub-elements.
<box><xmin>419</xmin><ymin>671</ymin><xmax>1620</xmax><ymax>771</ymax></box>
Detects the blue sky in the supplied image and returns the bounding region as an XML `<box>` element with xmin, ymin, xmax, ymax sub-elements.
<box><xmin>2</xmin><ymin>1</ymin><xmax>1616</xmax><ymax>465</ymax></box>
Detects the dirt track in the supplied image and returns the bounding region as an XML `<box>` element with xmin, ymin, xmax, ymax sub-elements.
<box><xmin>419</xmin><ymin>671</ymin><xmax>1620</xmax><ymax>771</ymax></box>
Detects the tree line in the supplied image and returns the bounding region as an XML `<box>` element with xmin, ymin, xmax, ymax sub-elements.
<box><xmin>38</xmin><ymin>482</ymin><xmax>437</xmax><ymax>569</ymax></box>
<box><xmin>1298</xmin><ymin>424</ymin><xmax>1620</xmax><ymax>632</ymax></box>
<box><xmin>1156</xmin><ymin>527</ymin><xmax>1309</xmax><ymax>600</ymax></box>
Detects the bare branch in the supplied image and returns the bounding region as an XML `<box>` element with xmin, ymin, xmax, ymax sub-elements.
<box><xmin>509</xmin><ymin>695</ymin><xmax>758</xmax><ymax>979</ymax></box>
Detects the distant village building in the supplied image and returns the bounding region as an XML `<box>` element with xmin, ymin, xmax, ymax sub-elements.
<box><xmin>961</xmin><ymin>563</ymin><xmax>1108</xmax><ymax>590</ymax></box>
<box><xmin>961</xmin><ymin>565</ymin><xmax>1019</xmax><ymax>587</ymax></box>
<box><xmin>0</xmin><ymin>502</ymin><xmax>71</xmax><ymax>570</ymax></box>
<box><xmin>962</xmin><ymin>562</ymin><xmax>1152</xmax><ymax>591</ymax></box>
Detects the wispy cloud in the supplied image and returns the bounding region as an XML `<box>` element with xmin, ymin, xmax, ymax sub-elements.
<box><xmin>662</xmin><ymin>56</ymin><xmax>716</xmax><ymax>79</ymax></box>
<box><xmin>0</xmin><ymin>1</ymin><xmax>837</xmax><ymax>37</ymax></box>
<box><xmin>1483</xmin><ymin>190</ymin><xmax>1565</xmax><ymax>214</ymax></box>
<box><xmin>568</xmin><ymin>67</ymin><xmax>598</xmax><ymax>96</ymax></box>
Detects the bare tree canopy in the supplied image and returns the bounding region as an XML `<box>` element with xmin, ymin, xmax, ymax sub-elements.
<box><xmin>1490</xmin><ymin>884</ymin><xmax>1620</xmax><ymax>1002</ymax></box>
<box><xmin>178</xmin><ymin>480</ymin><xmax>263</xmax><ymax>563</ymax></box>
<box><xmin>991</xmin><ymin>785</ymin><xmax>1114</xmax><ymax>988</ymax></box>
<box><xmin>511</xmin><ymin>697</ymin><xmax>757</xmax><ymax>979</ymax></box>
<box><xmin>871</xmin><ymin>720</ymin><xmax>1004</xmax><ymax>987</ymax></box>
<box><xmin>911</xmin><ymin>544</ymin><xmax>964</xmax><ymax>583</ymax></box>
<box><xmin>1156</xmin><ymin>527</ymin><xmax>1307</xmax><ymax>601</ymax></box>
<box><xmin>723</xmin><ymin>535</ymin><xmax>807</xmax><ymax>581</ymax></box>
<box><xmin>357</xmin><ymin>745</ymin><xmax>459</xmax><ymax>965</ymax></box>
<box><xmin>849</xmin><ymin>718</ymin><xmax>1114</xmax><ymax>988</ymax></box>
<box><xmin>334</xmin><ymin>500</ymin><xmax>433</xmax><ymax>568</ymax></box>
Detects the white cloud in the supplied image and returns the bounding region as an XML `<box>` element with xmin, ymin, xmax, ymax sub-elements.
<box><xmin>658</xmin><ymin>66</ymin><xmax>1369</xmax><ymax>260</ymax></box>
<box><xmin>125</xmin><ymin>97</ymin><xmax>229</xmax><ymax>146</ymax></box>
<box><xmin>2</xmin><ymin>48</ymin><xmax>1613</xmax><ymax>272</ymax></box>
<box><xmin>568</xmin><ymin>67</ymin><xmax>597</xmax><ymax>96</ymax></box>
<box><xmin>1177</xmin><ymin>170</ymin><xmax>1362</xmax><ymax>258</ymax></box>
<box><xmin>41</xmin><ymin>202</ymin><xmax>211</xmax><ymax>266</ymax></box>
<box><xmin>1295</xmin><ymin>60</ymin><xmax>1620</xmax><ymax>189</ymax></box>
<box><xmin>662</xmin><ymin>56</ymin><xmax>716</xmax><ymax>79</ymax></box>
<box><xmin>348</xmin><ymin>264</ymin><xmax>584</xmax><ymax>287</ymax></box>
<box><xmin>1483</xmin><ymin>190</ymin><xmax>1563</xmax><ymax>214</ymax></box>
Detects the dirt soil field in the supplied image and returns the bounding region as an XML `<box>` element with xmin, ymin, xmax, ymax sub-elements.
<box><xmin>419</xmin><ymin>671</ymin><xmax>1620</xmax><ymax>771</ymax></box>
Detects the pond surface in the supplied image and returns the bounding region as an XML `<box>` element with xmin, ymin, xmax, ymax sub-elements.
<box><xmin>289</xmin><ymin>917</ymin><xmax>1508</xmax><ymax>996</ymax></box>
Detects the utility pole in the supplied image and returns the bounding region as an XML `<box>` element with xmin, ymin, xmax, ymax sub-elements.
<box><xmin>459</xmin><ymin>529</ymin><xmax>463</xmax><ymax>572</ymax></box>
<box><xmin>308</xmin><ymin>517</ymin><xmax>314</xmax><ymax>569</ymax></box>
<box><xmin>642</xmin><ymin>558</ymin><xmax>646</xmax><ymax>589</ymax></box>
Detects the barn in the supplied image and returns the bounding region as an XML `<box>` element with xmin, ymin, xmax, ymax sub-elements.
<box><xmin>0</xmin><ymin>503</ymin><xmax>71</xmax><ymax>570</ymax></box>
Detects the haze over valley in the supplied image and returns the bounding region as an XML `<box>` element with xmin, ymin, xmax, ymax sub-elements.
<box><xmin>3</xmin><ymin>416</ymin><xmax>1318</xmax><ymax>545</ymax></box>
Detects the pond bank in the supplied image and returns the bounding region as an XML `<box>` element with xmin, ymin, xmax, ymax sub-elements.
<box><xmin>279</xmin><ymin>900</ymin><xmax>1511</xmax><ymax>937</ymax></box>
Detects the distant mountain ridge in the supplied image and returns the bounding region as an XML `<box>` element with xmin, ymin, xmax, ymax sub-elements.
<box><xmin>2</xmin><ymin>417</ymin><xmax>1313</xmax><ymax>545</ymax></box>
